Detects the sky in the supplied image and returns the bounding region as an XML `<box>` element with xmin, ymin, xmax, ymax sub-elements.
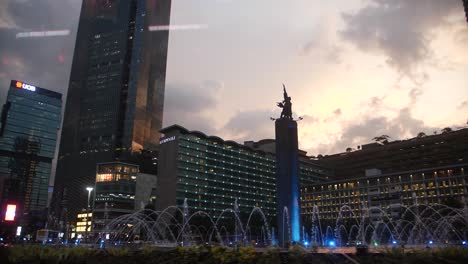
<box><xmin>0</xmin><ymin>0</ymin><xmax>467</xmax><ymax>157</ymax></box>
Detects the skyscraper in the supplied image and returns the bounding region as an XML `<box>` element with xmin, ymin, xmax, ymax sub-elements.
<box><xmin>53</xmin><ymin>0</ymin><xmax>171</xmax><ymax>226</ymax></box>
<box><xmin>0</xmin><ymin>80</ymin><xmax>62</xmax><ymax>234</ymax></box>
<box><xmin>463</xmin><ymin>0</ymin><xmax>468</xmax><ymax>22</ymax></box>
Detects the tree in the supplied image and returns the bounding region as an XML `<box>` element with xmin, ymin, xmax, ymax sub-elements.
<box><xmin>416</xmin><ymin>132</ymin><xmax>426</xmax><ymax>138</ymax></box>
<box><xmin>441</xmin><ymin>127</ymin><xmax>452</xmax><ymax>134</ymax></box>
<box><xmin>372</xmin><ymin>135</ymin><xmax>390</xmax><ymax>144</ymax></box>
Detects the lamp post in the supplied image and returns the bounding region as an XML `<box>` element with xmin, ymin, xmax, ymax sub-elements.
<box><xmin>85</xmin><ymin>187</ymin><xmax>93</xmax><ymax>243</ymax></box>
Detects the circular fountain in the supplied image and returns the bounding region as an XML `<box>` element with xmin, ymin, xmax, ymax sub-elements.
<box><xmin>97</xmin><ymin>201</ymin><xmax>467</xmax><ymax>248</ymax></box>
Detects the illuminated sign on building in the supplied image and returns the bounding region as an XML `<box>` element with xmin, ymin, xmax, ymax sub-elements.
<box><xmin>159</xmin><ymin>136</ymin><xmax>176</xmax><ymax>144</ymax></box>
<box><xmin>14</xmin><ymin>81</ymin><xmax>36</xmax><ymax>92</ymax></box>
<box><xmin>5</xmin><ymin>204</ymin><xmax>16</xmax><ymax>221</ymax></box>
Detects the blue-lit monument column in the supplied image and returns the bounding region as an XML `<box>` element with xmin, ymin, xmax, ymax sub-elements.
<box><xmin>275</xmin><ymin>85</ymin><xmax>301</xmax><ymax>247</ymax></box>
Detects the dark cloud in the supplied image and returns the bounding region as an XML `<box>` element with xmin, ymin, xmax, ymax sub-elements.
<box><xmin>340</xmin><ymin>0</ymin><xmax>461</xmax><ymax>79</ymax></box>
<box><xmin>221</xmin><ymin>109</ymin><xmax>276</xmax><ymax>141</ymax></box>
<box><xmin>316</xmin><ymin>107</ymin><xmax>436</xmax><ymax>155</ymax></box>
<box><xmin>0</xmin><ymin>0</ymin><xmax>81</xmax><ymax>100</ymax></box>
<box><xmin>163</xmin><ymin>81</ymin><xmax>222</xmax><ymax>134</ymax></box>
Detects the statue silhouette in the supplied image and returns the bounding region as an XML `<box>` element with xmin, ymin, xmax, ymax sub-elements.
<box><xmin>277</xmin><ymin>84</ymin><xmax>293</xmax><ymax>119</ymax></box>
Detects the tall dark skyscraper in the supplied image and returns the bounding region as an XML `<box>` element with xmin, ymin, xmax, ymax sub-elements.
<box><xmin>0</xmin><ymin>80</ymin><xmax>62</xmax><ymax>234</ymax></box>
<box><xmin>52</xmin><ymin>0</ymin><xmax>171</xmax><ymax>226</ymax></box>
<box><xmin>463</xmin><ymin>0</ymin><xmax>468</xmax><ymax>22</ymax></box>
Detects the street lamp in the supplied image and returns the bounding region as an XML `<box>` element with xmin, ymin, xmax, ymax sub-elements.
<box><xmin>85</xmin><ymin>187</ymin><xmax>93</xmax><ymax>243</ymax></box>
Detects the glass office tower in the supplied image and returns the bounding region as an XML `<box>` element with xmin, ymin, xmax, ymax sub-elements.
<box><xmin>0</xmin><ymin>80</ymin><xmax>62</xmax><ymax>232</ymax></box>
<box><xmin>53</xmin><ymin>0</ymin><xmax>171</xmax><ymax>225</ymax></box>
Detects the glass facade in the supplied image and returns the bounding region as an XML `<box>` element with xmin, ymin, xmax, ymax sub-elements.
<box><xmin>53</xmin><ymin>0</ymin><xmax>171</xmax><ymax>223</ymax></box>
<box><xmin>301</xmin><ymin>165</ymin><xmax>468</xmax><ymax>222</ymax></box>
<box><xmin>93</xmin><ymin>162</ymin><xmax>138</xmax><ymax>232</ymax></box>
<box><xmin>0</xmin><ymin>80</ymin><xmax>62</xmax><ymax>225</ymax></box>
<box><xmin>177</xmin><ymin>133</ymin><xmax>277</xmax><ymax>217</ymax></box>
<box><xmin>157</xmin><ymin>125</ymin><xmax>330</xmax><ymax>221</ymax></box>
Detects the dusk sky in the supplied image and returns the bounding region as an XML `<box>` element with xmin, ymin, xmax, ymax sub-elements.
<box><xmin>1</xmin><ymin>0</ymin><xmax>467</xmax><ymax>156</ymax></box>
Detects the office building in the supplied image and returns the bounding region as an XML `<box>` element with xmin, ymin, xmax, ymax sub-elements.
<box><xmin>301</xmin><ymin>164</ymin><xmax>467</xmax><ymax>222</ymax></box>
<box><xmin>53</xmin><ymin>0</ymin><xmax>171</xmax><ymax>224</ymax></box>
<box><xmin>156</xmin><ymin>125</ymin><xmax>329</xmax><ymax>221</ymax></box>
<box><xmin>315</xmin><ymin>128</ymin><xmax>468</xmax><ymax>179</ymax></box>
<box><xmin>302</xmin><ymin>128</ymin><xmax>468</xmax><ymax>222</ymax></box>
<box><xmin>0</xmin><ymin>80</ymin><xmax>62</xmax><ymax>233</ymax></box>
<box><xmin>91</xmin><ymin>161</ymin><xmax>157</xmax><ymax>233</ymax></box>
<box><xmin>92</xmin><ymin>162</ymin><xmax>139</xmax><ymax>232</ymax></box>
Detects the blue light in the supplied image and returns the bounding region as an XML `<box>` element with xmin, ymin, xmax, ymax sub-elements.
<box><xmin>392</xmin><ymin>240</ymin><xmax>397</xmax><ymax>245</ymax></box>
<box><xmin>304</xmin><ymin>241</ymin><xmax>309</xmax><ymax>246</ymax></box>
<box><xmin>0</xmin><ymin>237</ymin><xmax>3</xmax><ymax>241</ymax></box>
<box><xmin>291</xmin><ymin>187</ymin><xmax>301</xmax><ymax>242</ymax></box>
<box><xmin>429</xmin><ymin>240</ymin><xmax>433</xmax><ymax>245</ymax></box>
<box><xmin>328</xmin><ymin>240</ymin><xmax>336</xmax><ymax>247</ymax></box>
<box><xmin>462</xmin><ymin>241</ymin><xmax>466</xmax><ymax>245</ymax></box>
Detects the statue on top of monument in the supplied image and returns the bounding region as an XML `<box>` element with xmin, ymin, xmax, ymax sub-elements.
<box><xmin>277</xmin><ymin>84</ymin><xmax>293</xmax><ymax>119</ymax></box>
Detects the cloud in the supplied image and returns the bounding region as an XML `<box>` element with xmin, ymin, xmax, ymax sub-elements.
<box><xmin>301</xmin><ymin>114</ymin><xmax>319</xmax><ymax>124</ymax></box>
<box><xmin>458</xmin><ymin>100</ymin><xmax>468</xmax><ymax>110</ymax></box>
<box><xmin>301</xmin><ymin>16</ymin><xmax>344</xmax><ymax>64</ymax></box>
<box><xmin>318</xmin><ymin>107</ymin><xmax>436</xmax><ymax>154</ymax></box>
<box><xmin>408</xmin><ymin>88</ymin><xmax>423</xmax><ymax>105</ymax></box>
<box><xmin>339</xmin><ymin>0</ymin><xmax>461</xmax><ymax>80</ymax></box>
<box><xmin>0</xmin><ymin>1</ymin><xmax>17</xmax><ymax>29</ymax></box>
<box><xmin>0</xmin><ymin>0</ymin><xmax>81</xmax><ymax>100</ymax></box>
<box><xmin>163</xmin><ymin>81</ymin><xmax>223</xmax><ymax>133</ymax></box>
<box><xmin>323</xmin><ymin>108</ymin><xmax>343</xmax><ymax>122</ymax></box>
<box><xmin>221</xmin><ymin>109</ymin><xmax>276</xmax><ymax>141</ymax></box>
<box><xmin>333</xmin><ymin>108</ymin><xmax>342</xmax><ymax>116</ymax></box>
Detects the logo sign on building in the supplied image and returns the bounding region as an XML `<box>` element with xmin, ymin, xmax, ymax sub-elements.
<box><xmin>160</xmin><ymin>136</ymin><xmax>176</xmax><ymax>144</ymax></box>
<box><xmin>13</xmin><ymin>81</ymin><xmax>36</xmax><ymax>92</ymax></box>
<box><xmin>4</xmin><ymin>204</ymin><xmax>16</xmax><ymax>221</ymax></box>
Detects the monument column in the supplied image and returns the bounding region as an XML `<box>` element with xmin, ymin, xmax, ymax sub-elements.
<box><xmin>275</xmin><ymin>85</ymin><xmax>301</xmax><ymax>247</ymax></box>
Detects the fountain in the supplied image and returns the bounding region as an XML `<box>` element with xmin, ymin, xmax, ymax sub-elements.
<box><xmin>95</xmin><ymin>201</ymin><xmax>467</xmax><ymax>249</ymax></box>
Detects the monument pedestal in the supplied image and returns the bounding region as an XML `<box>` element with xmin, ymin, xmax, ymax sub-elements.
<box><xmin>275</xmin><ymin>118</ymin><xmax>301</xmax><ymax>247</ymax></box>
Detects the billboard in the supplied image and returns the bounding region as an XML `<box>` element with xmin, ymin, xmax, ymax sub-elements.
<box><xmin>5</xmin><ymin>204</ymin><xmax>16</xmax><ymax>221</ymax></box>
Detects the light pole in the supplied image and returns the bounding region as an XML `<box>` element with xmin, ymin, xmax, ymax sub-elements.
<box><xmin>85</xmin><ymin>187</ymin><xmax>93</xmax><ymax>243</ymax></box>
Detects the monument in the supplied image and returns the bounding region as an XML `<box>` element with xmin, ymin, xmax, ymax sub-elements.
<box><xmin>275</xmin><ymin>85</ymin><xmax>301</xmax><ymax>247</ymax></box>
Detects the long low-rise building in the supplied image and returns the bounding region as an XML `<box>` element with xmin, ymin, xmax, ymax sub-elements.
<box><xmin>301</xmin><ymin>163</ymin><xmax>468</xmax><ymax>222</ymax></box>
